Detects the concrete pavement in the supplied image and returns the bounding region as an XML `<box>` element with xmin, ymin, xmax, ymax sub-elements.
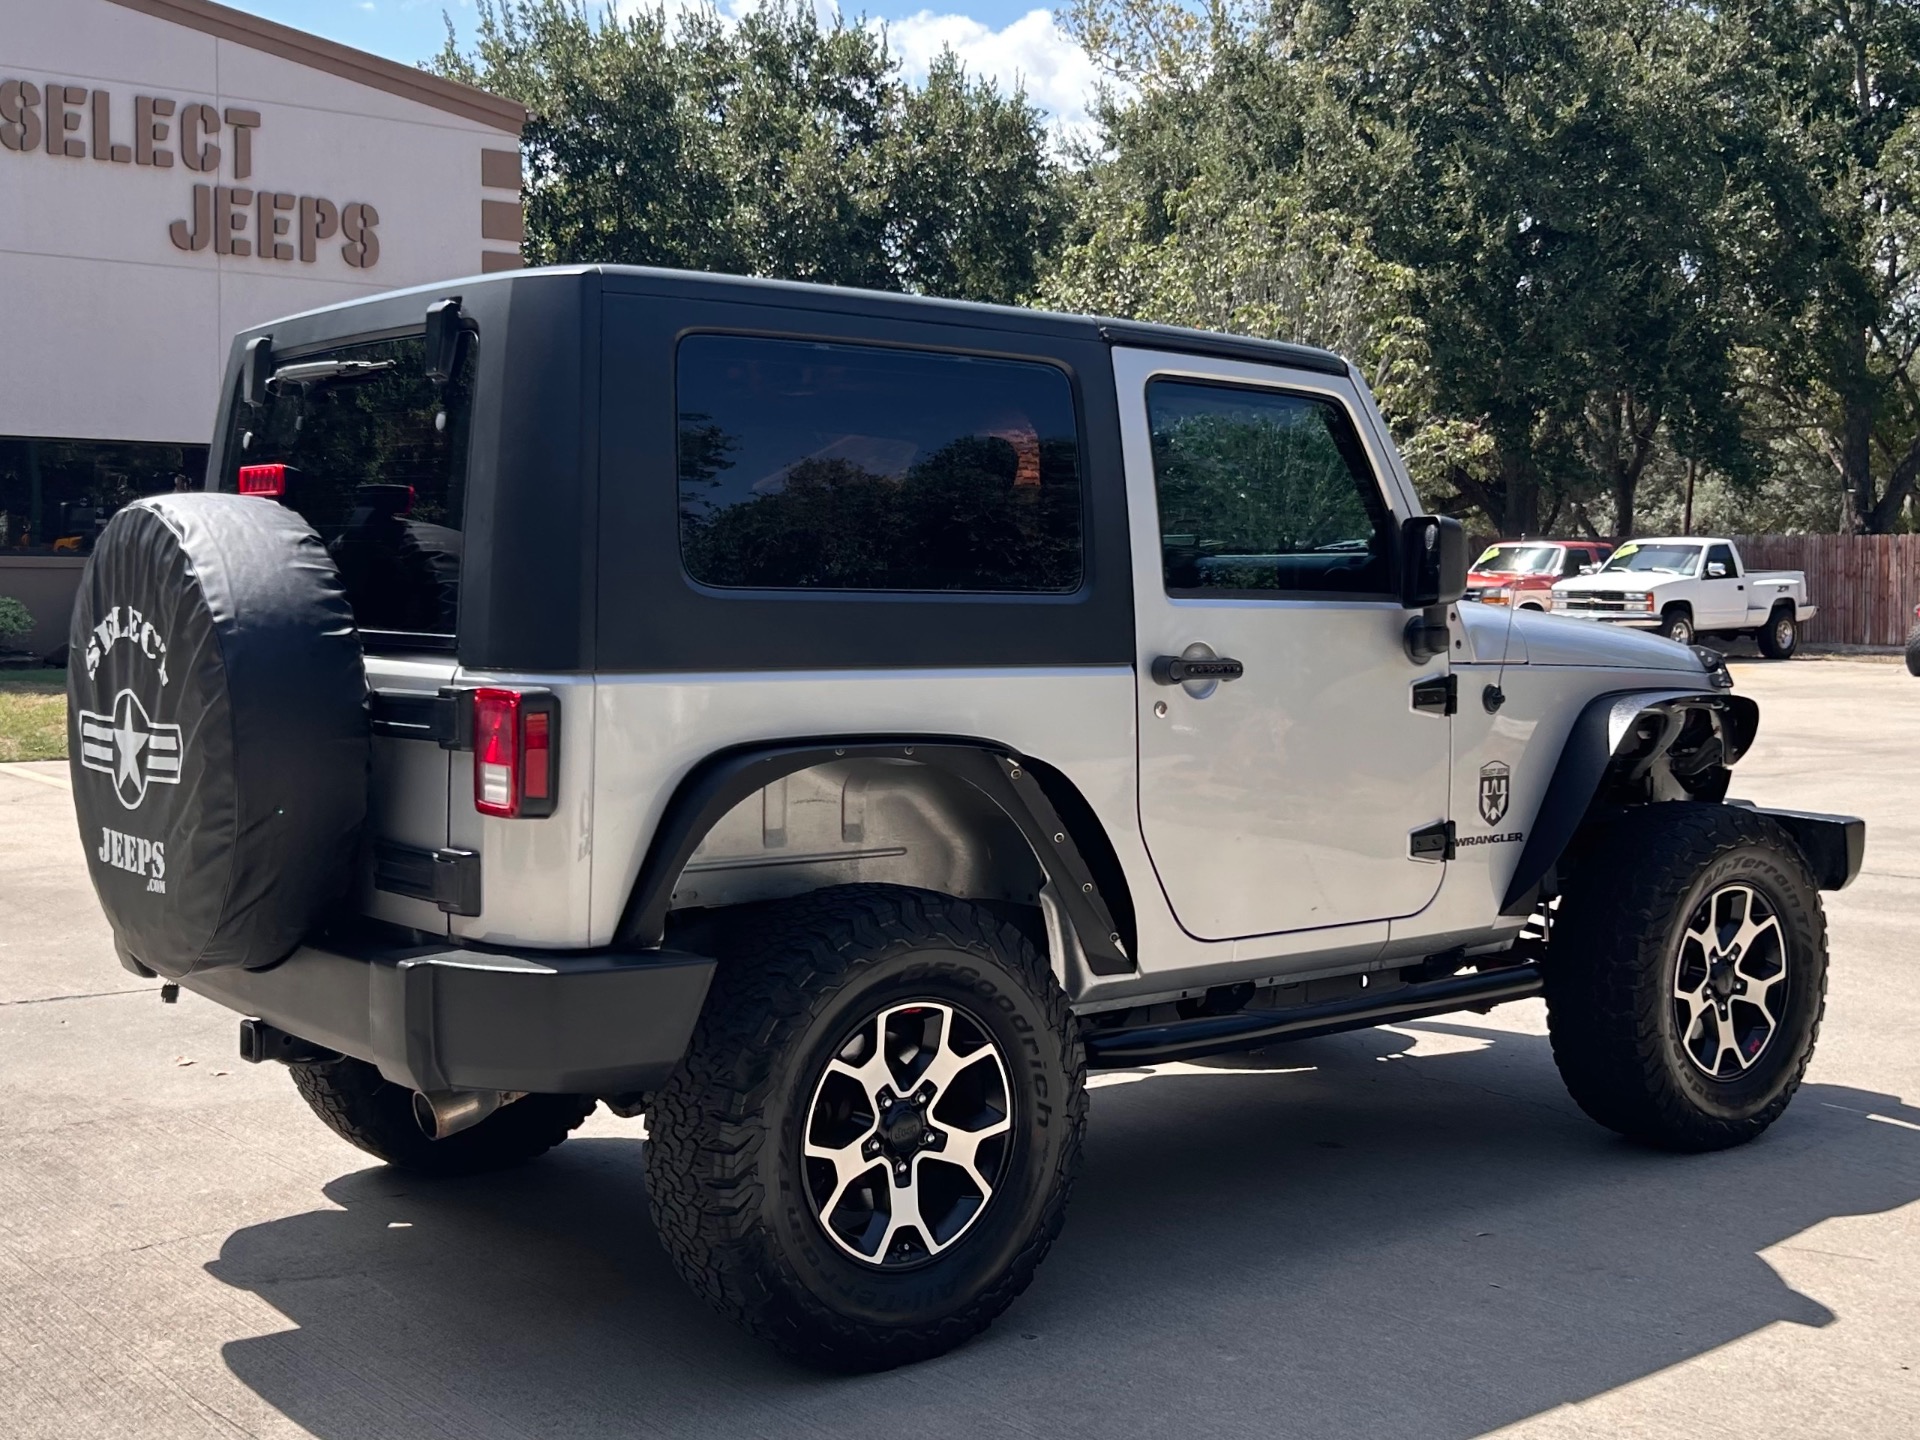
<box><xmin>2</xmin><ymin>659</ymin><xmax>1917</xmax><ymax>1438</ymax></box>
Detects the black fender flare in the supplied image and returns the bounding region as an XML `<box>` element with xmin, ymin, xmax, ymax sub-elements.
<box><xmin>613</xmin><ymin>737</ymin><xmax>1137</xmax><ymax>975</ymax></box>
<box><xmin>1501</xmin><ymin>689</ymin><xmax>1759</xmax><ymax>915</ymax></box>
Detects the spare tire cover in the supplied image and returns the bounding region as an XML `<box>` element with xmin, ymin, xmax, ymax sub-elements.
<box><xmin>67</xmin><ymin>493</ymin><xmax>369</xmax><ymax>977</ymax></box>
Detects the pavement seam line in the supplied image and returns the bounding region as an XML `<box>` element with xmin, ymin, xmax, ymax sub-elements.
<box><xmin>0</xmin><ymin>986</ymin><xmax>158</xmax><ymax>1007</ymax></box>
<box><xmin>0</xmin><ymin>765</ymin><xmax>71</xmax><ymax>791</ymax></box>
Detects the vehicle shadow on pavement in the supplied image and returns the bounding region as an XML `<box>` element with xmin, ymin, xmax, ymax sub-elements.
<box><xmin>205</xmin><ymin>1023</ymin><xmax>1920</xmax><ymax>1440</ymax></box>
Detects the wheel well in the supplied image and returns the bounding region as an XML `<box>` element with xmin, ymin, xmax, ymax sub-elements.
<box><xmin>1768</xmin><ymin>598</ymin><xmax>1796</xmax><ymax>619</ymax></box>
<box><xmin>616</xmin><ymin>739</ymin><xmax>1137</xmax><ymax>976</ymax></box>
<box><xmin>1501</xmin><ymin>690</ymin><xmax>1759</xmax><ymax>915</ymax></box>
<box><xmin>1663</xmin><ymin>600</ymin><xmax>1693</xmax><ymax>618</ymax></box>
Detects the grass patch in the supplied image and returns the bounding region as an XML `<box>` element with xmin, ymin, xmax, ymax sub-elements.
<box><xmin>0</xmin><ymin>674</ymin><xmax>68</xmax><ymax>763</ymax></box>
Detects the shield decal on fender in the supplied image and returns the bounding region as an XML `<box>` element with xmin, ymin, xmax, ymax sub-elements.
<box><xmin>1478</xmin><ymin>761</ymin><xmax>1511</xmax><ymax>827</ymax></box>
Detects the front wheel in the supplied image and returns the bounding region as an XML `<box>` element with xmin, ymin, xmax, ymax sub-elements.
<box><xmin>1905</xmin><ymin>622</ymin><xmax>1920</xmax><ymax>676</ymax></box>
<box><xmin>1658</xmin><ymin>606</ymin><xmax>1696</xmax><ymax>647</ymax></box>
<box><xmin>1544</xmin><ymin>804</ymin><xmax>1827</xmax><ymax>1151</ymax></box>
<box><xmin>1758</xmin><ymin>608</ymin><xmax>1798</xmax><ymax>659</ymax></box>
<box><xmin>645</xmin><ymin>885</ymin><xmax>1086</xmax><ymax>1370</ymax></box>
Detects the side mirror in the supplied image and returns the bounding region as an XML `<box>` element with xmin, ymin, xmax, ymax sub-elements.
<box><xmin>1399</xmin><ymin>514</ymin><xmax>1468</xmax><ymax>609</ymax></box>
<box><xmin>1707</xmin><ymin>562</ymin><xmax>1728</xmax><ymax>578</ymax></box>
<box><xmin>1579</xmin><ymin>564</ymin><xmax>1598</xmax><ymax>575</ymax></box>
<box><xmin>424</xmin><ymin>296</ymin><xmax>469</xmax><ymax>385</ymax></box>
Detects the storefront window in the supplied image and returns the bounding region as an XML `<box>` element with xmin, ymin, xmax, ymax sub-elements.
<box><xmin>0</xmin><ymin>437</ymin><xmax>208</xmax><ymax>555</ymax></box>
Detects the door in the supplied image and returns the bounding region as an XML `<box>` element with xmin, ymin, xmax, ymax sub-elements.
<box><xmin>1701</xmin><ymin>542</ymin><xmax>1746</xmax><ymax>627</ymax></box>
<box><xmin>1117</xmin><ymin>350</ymin><xmax>1453</xmax><ymax>941</ymax></box>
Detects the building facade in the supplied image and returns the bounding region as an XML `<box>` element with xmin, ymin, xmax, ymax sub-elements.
<box><xmin>1</xmin><ymin>0</ymin><xmax>525</xmax><ymax>656</ymax></box>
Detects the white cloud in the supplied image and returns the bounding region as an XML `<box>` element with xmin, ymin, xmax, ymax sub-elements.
<box><xmin>613</xmin><ymin>2</ymin><xmax>1103</xmax><ymax>138</ymax></box>
<box><xmin>614</xmin><ymin>0</ymin><xmax>794</xmax><ymax>24</ymax></box>
<box><xmin>880</xmin><ymin>9</ymin><xmax>1101</xmax><ymax>137</ymax></box>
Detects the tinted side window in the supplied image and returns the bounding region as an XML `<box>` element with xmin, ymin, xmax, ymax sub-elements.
<box><xmin>223</xmin><ymin>334</ymin><xmax>472</xmax><ymax>637</ymax></box>
<box><xmin>1146</xmin><ymin>379</ymin><xmax>1393</xmax><ymax>596</ymax></box>
<box><xmin>1565</xmin><ymin>548</ymin><xmax>1592</xmax><ymax>574</ymax></box>
<box><xmin>677</xmin><ymin>336</ymin><xmax>1082</xmax><ymax>593</ymax></box>
<box><xmin>1707</xmin><ymin>543</ymin><xmax>1737</xmax><ymax>575</ymax></box>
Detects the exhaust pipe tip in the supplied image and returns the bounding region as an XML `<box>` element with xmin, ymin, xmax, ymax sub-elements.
<box><xmin>412</xmin><ymin>1087</ymin><xmax>523</xmax><ymax>1141</ymax></box>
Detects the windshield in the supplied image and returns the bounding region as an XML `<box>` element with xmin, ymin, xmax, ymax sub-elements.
<box><xmin>221</xmin><ymin>334</ymin><xmax>473</xmax><ymax>637</ymax></box>
<box><xmin>1600</xmin><ymin>543</ymin><xmax>1701</xmax><ymax>576</ymax></box>
<box><xmin>1474</xmin><ymin>544</ymin><xmax>1560</xmax><ymax>575</ymax></box>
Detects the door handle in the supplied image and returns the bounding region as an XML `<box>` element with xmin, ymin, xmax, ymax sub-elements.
<box><xmin>1152</xmin><ymin>654</ymin><xmax>1245</xmax><ymax>685</ymax></box>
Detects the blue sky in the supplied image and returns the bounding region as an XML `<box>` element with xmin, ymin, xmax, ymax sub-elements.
<box><xmin>223</xmin><ymin>0</ymin><xmax>1101</xmax><ymax>128</ymax></box>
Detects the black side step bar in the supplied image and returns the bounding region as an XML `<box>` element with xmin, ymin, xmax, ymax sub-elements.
<box><xmin>1083</xmin><ymin>964</ymin><xmax>1543</xmax><ymax>1069</ymax></box>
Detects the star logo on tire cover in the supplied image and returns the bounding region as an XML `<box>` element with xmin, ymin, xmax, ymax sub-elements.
<box><xmin>78</xmin><ymin>690</ymin><xmax>182</xmax><ymax>810</ymax></box>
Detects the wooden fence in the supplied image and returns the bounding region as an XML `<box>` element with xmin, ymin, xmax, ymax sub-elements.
<box><xmin>1728</xmin><ymin>534</ymin><xmax>1920</xmax><ymax>647</ymax></box>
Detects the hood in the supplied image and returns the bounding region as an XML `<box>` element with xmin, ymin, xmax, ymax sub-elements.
<box><xmin>1554</xmin><ymin>570</ymin><xmax>1684</xmax><ymax>594</ymax></box>
<box><xmin>1467</xmin><ymin>568</ymin><xmax>1551</xmax><ymax>588</ymax></box>
<box><xmin>1510</xmin><ymin>606</ymin><xmax>1704</xmax><ymax>670</ymax></box>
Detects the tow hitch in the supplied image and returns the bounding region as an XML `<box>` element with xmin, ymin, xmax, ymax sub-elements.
<box><xmin>237</xmin><ymin>1017</ymin><xmax>340</xmax><ymax>1066</ymax></box>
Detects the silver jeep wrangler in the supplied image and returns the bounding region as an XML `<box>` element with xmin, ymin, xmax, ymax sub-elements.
<box><xmin>68</xmin><ymin>267</ymin><xmax>1864</xmax><ymax>1369</ymax></box>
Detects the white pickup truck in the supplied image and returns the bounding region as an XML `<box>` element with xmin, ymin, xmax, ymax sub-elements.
<box><xmin>1550</xmin><ymin>536</ymin><xmax>1815</xmax><ymax>657</ymax></box>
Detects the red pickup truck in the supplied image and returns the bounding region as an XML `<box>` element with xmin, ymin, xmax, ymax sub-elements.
<box><xmin>1464</xmin><ymin>539</ymin><xmax>1615</xmax><ymax>610</ymax></box>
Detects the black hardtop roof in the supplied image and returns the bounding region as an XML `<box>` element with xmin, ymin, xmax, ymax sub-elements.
<box><xmin>246</xmin><ymin>263</ymin><xmax>1352</xmax><ymax>377</ymax></box>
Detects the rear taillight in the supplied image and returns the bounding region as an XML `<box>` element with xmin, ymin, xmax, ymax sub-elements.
<box><xmin>237</xmin><ymin>463</ymin><xmax>287</xmax><ymax>497</ymax></box>
<box><xmin>472</xmin><ymin>688</ymin><xmax>559</xmax><ymax>819</ymax></box>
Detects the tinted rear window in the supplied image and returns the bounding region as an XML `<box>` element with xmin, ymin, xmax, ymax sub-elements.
<box><xmin>676</xmin><ymin>335</ymin><xmax>1083</xmax><ymax>593</ymax></box>
<box><xmin>221</xmin><ymin>334</ymin><xmax>473</xmax><ymax>637</ymax></box>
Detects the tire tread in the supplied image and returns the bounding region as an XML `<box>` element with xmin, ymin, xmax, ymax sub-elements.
<box><xmin>289</xmin><ymin>1057</ymin><xmax>594</xmax><ymax>1176</ymax></box>
<box><xmin>645</xmin><ymin>884</ymin><xmax>1086</xmax><ymax>1370</ymax></box>
<box><xmin>1545</xmin><ymin>803</ymin><xmax>1826</xmax><ymax>1152</ymax></box>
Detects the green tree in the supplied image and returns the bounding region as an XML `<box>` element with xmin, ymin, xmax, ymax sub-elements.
<box><xmin>1726</xmin><ymin>0</ymin><xmax>1920</xmax><ymax>532</ymax></box>
<box><xmin>1055</xmin><ymin>0</ymin><xmax>1782</xmax><ymax>537</ymax></box>
<box><xmin>433</xmin><ymin>1</ymin><xmax>1059</xmax><ymax>303</ymax></box>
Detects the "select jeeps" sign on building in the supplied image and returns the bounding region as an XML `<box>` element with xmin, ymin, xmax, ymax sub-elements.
<box><xmin>1</xmin><ymin>77</ymin><xmax>382</xmax><ymax>268</ymax></box>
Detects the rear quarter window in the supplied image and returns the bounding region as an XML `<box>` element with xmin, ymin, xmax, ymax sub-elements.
<box><xmin>221</xmin><ymin>333</ymin><xmax>473</xmax><ymax>639</ymax></box>
<box><xmin>676</xmin><ymin>335</ymin><xmax>1084</xmax><ymax>593</ymax></box>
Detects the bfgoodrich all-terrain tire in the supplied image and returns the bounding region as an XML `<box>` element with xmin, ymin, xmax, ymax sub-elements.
<box><xmin>1545</xmin><ymin>803</ymin><xmax>1827</xmax><ymax>1151</ymax></box>
<box><xmin>645</xmin><ymin>885</ymin><xmax>1086</xmax><ymax>1371</ymax></box>
<box><xmin>289</xmin><ymin>1058</ymin><xmax>595</xmax><ymax>1176</ymax></box>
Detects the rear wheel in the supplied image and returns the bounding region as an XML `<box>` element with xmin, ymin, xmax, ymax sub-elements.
<box><xmin>289</xmin><ymin>1057</ymin><xmax>594</xmax><ymax>1176</ymax></box>
<box><xmin>1757</xmin><ymin>607</ymin><xmax>1798</xmax><ymax>659</ymax></box>
<box><xmin>1905</xmin><ymin>622</ymin><xmax>1920</xmax><ymax>677</ymax></box>
<box><xmin>1545</xmin><ymin>804</ymin><xmax>1826</xmax><ymax>1151</ymax></box>
<box><xmin>1658</xmin><ymin>606</ymin><xmax>1696</xmax><ymax>647</ymax></box>
<box><xmin>645</xmin><ymin>885</ymin><xmax>1085</xmax><ymax>1370</ymax></box>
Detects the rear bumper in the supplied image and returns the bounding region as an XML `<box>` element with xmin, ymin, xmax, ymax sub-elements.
<box><xmin>175</xmin><ymin>928</ymin><xmax>714</xmax><ymax>1095</ymax></box>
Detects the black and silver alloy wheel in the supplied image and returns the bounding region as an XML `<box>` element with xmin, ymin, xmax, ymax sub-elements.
<box><xmin>804</xmin><ymin>1001</ymin><xmax>1012</xmax><ymax>1267</ymax></box>
<box><xmin>1671</xmin><ymin>884</ymin><xmax>1787</xmax><ymax>1079</ymax></box>
<box><xmin>1545</xmin><ymin>803</ymin><xmax>1828</xmax><ymax>1152</ymax></box>
<box><xmin>647</xmin><ymin>885</ymin><xmax>1085</xmax><ymax>1370</ymax></box>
